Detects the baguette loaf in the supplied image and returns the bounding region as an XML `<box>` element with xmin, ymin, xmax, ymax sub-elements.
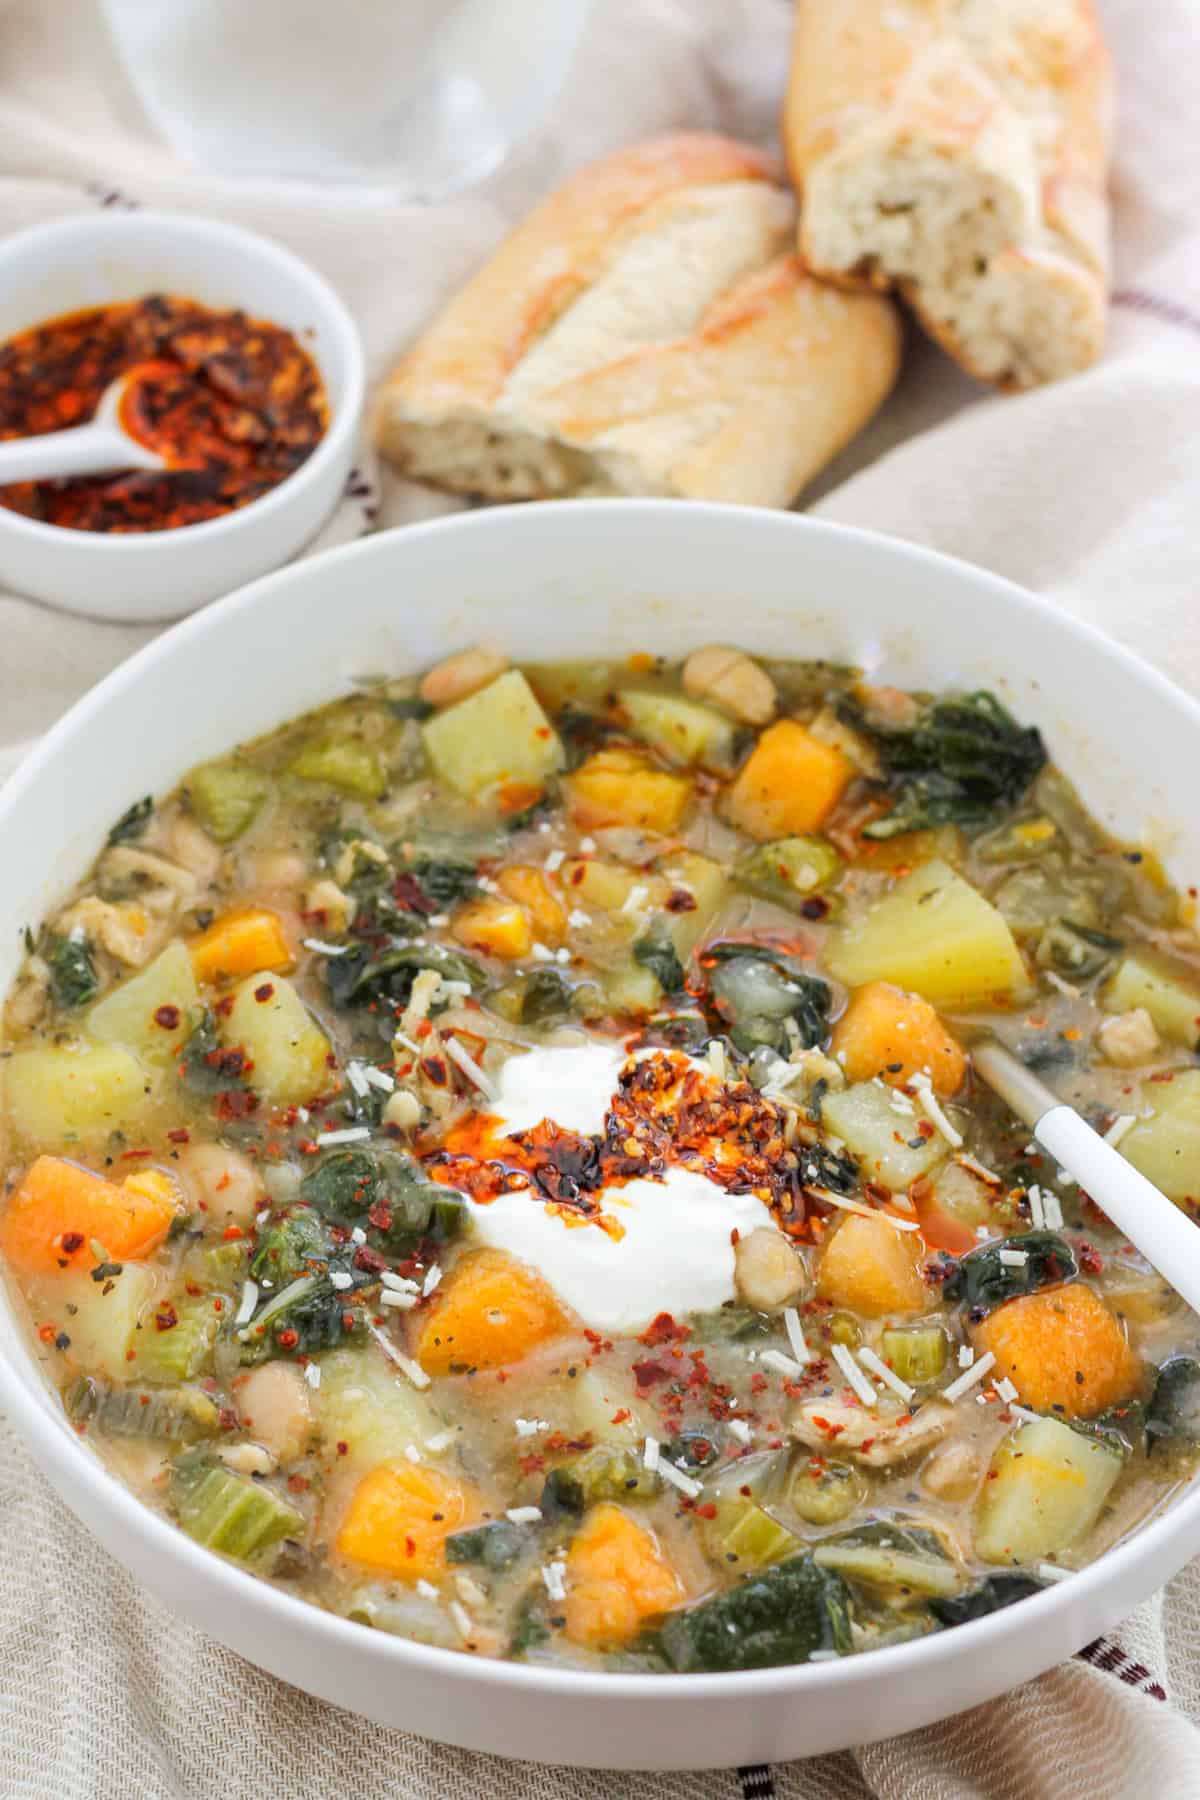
<box><xmin>374</xmin><ymin>134</ymin><xmax>901</xmax><ymax>507</ymax></box>
<box><xmin>783</xmin><ymin>0</ymin><xmax>1113</xmax><ymax>388</ymax></box>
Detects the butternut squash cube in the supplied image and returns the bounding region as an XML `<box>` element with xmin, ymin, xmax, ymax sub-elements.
<box><xmin>831</xmin><ymin>981</ymin><xmax>967</xmax><ymax>1095</ymax></box>
<box><xmin>815</xmin><ymin>1212</ymin><xmax>928</xmax><ymax>1317</ymax></box>
<box><xmin>725</xmin><ymin>720</ymin><xmax>853</xmax><ymax>841</ymax></box>
<box><xmin>415</xmin><ymin>1247</ymin><xmax>569</xmax><ymax>1374</ymax></box>
<box><xmin>974</xmin><ymin>1283</ymin><xmax>1142</xmax><ymax>1419</ymax></box>
<box><xmin>190</xmin><ymin>907</ymin><xmax>292</xmax><ymax>985</ymax></box>
<box><xmin>564</xmin><ymin>1503</ymin><xmax>685</xmax><ymax>1647</ymax></box>
<box><xmin>451</xmin><ymin>896</ymin><xmax>534</xmax><ymax>961</ymax></box>
<box><xmin>567</xmin><ymin>749</ymin><xmax>691</xmax><ymax>833</ymax></box>
<box><xmin>495</xmin><ymin>866</ymin><xmax>566</xmax><ymax>947</ymax></box>
<box><xmin>0</xmin><ymin>1154</ymin><xmax>178</xmax><ymax>1279</ymax></box>
<box><xmin>336</xmin><ymin>1459</ymin><xmax>479</xmax><ymax>1581</ymax></box>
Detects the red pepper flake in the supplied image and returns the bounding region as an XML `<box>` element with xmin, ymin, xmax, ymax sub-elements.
<box><xmin>638</xmin><ymin>1312</ymin><xmax>691</xmax><ymax>1347</ymax></box>
<box><xmin>0</xmin><ymin>296</ymin><xmax>328</xmax><ymax>535</ymax></box>
<box><xmin>1077</xmin><ymin>1240</ymin><xmax>1104</xmax><ymax>1274</ymax></box>
<box><xmin>37</xmin><ymin>1323</ymin><xmax>56</xmax><ymax>1344</ymax></box>
<box><xmin>632</xmin><ymin>1358</ymin><xmax>670</xmax><ymax>1390</ymax></box>
<box><xmin>212</xmin><ymin>1297</ymin><xmax>224</xmax><ymax>1313</ymax></box>
<box><xmin>610</xmin><ymin>1408</ymin><xmax>631</xmax><ymax>1425</ymax></box>
<box><xmin>155</xmin><ymin>1305</ymin><xmax>178</xmax><ymax>1332</ymax></box>
<box><xmin>221</xmin><ymin>1224</ymin><xmax>244</xmax><ymax>1242</ymax></box>
<box><xmin>287</xmin><ymin>1474</ymin><xmax>309</xmax><ymax>1494</ymax></box>
<box><xmin>750</xmin><ymin>1372</ymin><xmax>768</xmax><ymax>1394</ymax></box>
<box><xmin>336</xmin><ymin>1441</ymin><xmax>349</xmax><ymax>1456</ymax></box>
<box><xmin>215</xmin><ymin>994</ymin><xmax>236</xmax><ymax>1018</ymax></box>
<box><xmin>166</xmin><ymin>1127</ymin><xmax>190</xmax><ymax>1145</ymax></box>
<box><xmin>665</xmin><ymin>888</ymin><xmax>697</xmax><ymax>914</ymax></box>
<box><xmin>60</xmin><ymin>1231</ymin><xmax>85</xmax><ymax>1255</ymax></box>
<box><xmin>518</xmin><ymin>1452</ymin><xmax>546</xmax><ymax>1476</ymax></box>
<box><xmin>218</xmin><ymin>1407</ymin><xmax>239</xmax><ymax>1432</ymax></box>
<box><xmin>277</xmin><ymin>1328</ymin><xmax>299</xmax><ymax>1350</ymax></box>
<box><xmin>254</xmin><ymin>982</ymin><xmax>275</xmax><ymax>1003</ymax></box>
<box><xmin>154</xmin><ymin>1003</ymin><xmax>181</xmax><ymax>1030</ymax></box>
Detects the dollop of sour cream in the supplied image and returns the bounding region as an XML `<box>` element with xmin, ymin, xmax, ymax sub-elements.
<box><xmin>460</xmin><ymin>1042</ymin><xmax>777</xmax><ymax>1336</ymax></box>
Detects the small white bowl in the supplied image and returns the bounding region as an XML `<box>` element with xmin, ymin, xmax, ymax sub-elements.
<box><xmin>0</xmin><ymin>211</ymin><xmax>365</xmax><ymax>622</ymax></box>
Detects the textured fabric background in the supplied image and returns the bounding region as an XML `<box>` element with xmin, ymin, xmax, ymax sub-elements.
<box><xmin>2</xmin><ymin>0</ymin><xmax>1200</xmax><ymax>1794</ymax></box>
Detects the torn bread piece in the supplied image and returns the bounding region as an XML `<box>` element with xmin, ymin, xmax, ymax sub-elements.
<box><xmin>373</xmin><ymin>133</ymin><xmax>901</xmax><ymax>506</ymax></box>
<box><xmin>783</xmin><ymin>0</ymin><xmax>1113</xmax><ymax>389</ymax></box>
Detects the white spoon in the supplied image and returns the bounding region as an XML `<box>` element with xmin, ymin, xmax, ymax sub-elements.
<box><xmin>0</xmin><ymin>370</ymin><xmax>167</xmax><ymax>484</ymax></box>
<box><xmin>972</xmin><ymin>1034</ymin><xmax>1200</xmax><ymax>1316</ymax></box>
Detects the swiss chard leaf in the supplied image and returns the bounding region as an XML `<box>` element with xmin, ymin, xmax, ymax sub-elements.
<box><xmin>633</xmin><ymin>927</ymin><xmax>685</xmax><ymax>994</ymax></box>
<box><xmin>106</xmin><ymin>795</ymin><xmax>153</xmax><ymax>845</ymax></box>
<box><xmin>41</xmin><ymin>933</ymin><xmax>99</xmax><ymax>1009</ymax></box>
<box><xmin>843</xmin><ymin>691</ymin><xmax>1046</xmax><ymax>840</ymax></box>
<box><xmin>657</xmin><ymin>1555</ymin><xmax>852</xmax><ymax>1672</ymax></box>
<box><xmin>324</xmin><ymin>940</ymin><xmax>486</xmax><ymax>1012</ymax></box>
<box><xmin>520</xmin><ymin>967</ymin><xmax>576</xmax><ymax>1026</ymax></box>
<box><xmin>446</xmin><ymin>1520</ymin><xmax>533</xmax><ymax>1571</ymax></box>
<box><xmin>929</xmin><ymin>1571</ymin><xmax>1045</xmax><ymax>1627</ymax></box>
<box><xmin>300</xmin><ymin>1148</ymin><xmax>463</xmax><ymax>1254</ymax></box>
<box><xmin>943</xmin><ymin>1231</ymin><xmax>1077</xmax><ymax>1316</ymax></box>
<box><xmin>703</xmin><ymin>942</ymin><xmax>831</xmax><ymax>1055</ymax></box>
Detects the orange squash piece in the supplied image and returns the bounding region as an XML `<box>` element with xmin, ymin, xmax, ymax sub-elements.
<box><xmin>815</xmin><ymin>1212</ymin><xmax>927</xmax><ymax>1317</ymax></box>
<box><xmin>725</xmin><ymin>720</ymin><xmax>853</xmax><ymax>842</ymax></box>
<box><xmin>974</xmin><ymin>1283</ymin><xmax>1142</xmax><ymax>1419</ymax></box>
<box><xmin>414</xmin><ymin>1247</ymin><xmax>569</xmax><ymax>1375</ymax></box>
<box><xmin>567</xmin><ymin>749</ymin><xmax>691</xmax><ymax>833</ymax></box>
<box><xmin>335</xmin><ymin>1460</ymin><xmax>479</xmax><ymax>1581</ymax></box>
<box><xmin>563</xmin><ymin>1503</ymin><xmax>685</xmax><ymax>1647</ymax></box>
<box><xmin>496</xmin><ymin>865</ymin><xmax>567</xmax><ymax>947</ymax></box>
<box><xmin>451</xmin><ymin>896</ymin><xmax>534</xmax><ymax>961</ymax></box>
<box><xmin>831</xmin><ymin>981</ymin><xmax>967</xmax><ymax>1095</ymax></box>
<box><xmin>190</xmin><ymin>906</ymin><xmax>292</xmax><ymax>984</ymax></box>
<box><xmin>0</xmin><ymin>1154</ymin><xmax>178</xmax><ymax>1278</ymax></box>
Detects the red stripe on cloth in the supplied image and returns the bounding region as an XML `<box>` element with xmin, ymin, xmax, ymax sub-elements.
<box><xmin>1077</xmin><ymin>1635</ymin><xmax>1167</xmax><ymax>1701</ymax></box>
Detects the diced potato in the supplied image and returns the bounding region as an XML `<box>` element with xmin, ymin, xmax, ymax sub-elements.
<box><xmin>496</xmin><ymin>866</ymin><xmax>567</xmax><ymax>947</ymax></box>
<box><xmin>565</xmin><ymin>1368</ymin><xmax>654</xmax><ymax>1446</ymax></box>
<box><xmin>656</xmin><ymin>850</ymin><xmax>727</xmax><ymax>961</ymax></box>
<box><xmin>3</xmin><ymin>1041</ymin><xmax>155</xmax><ymax>1152</ymax></box>
<box><xmin>87</xmin><ymin>941</ymin><xmax>198</xmax><ymax>1065</ymax></box>
<box><xmin>1120</xmin><ymin>1069</ymin><xmax>1200</xmax><ymax>1207</ymax></box>
<box><xmin>451</xmin><ymin>897</ymin><xmax>533</xmax><ymax>961</ymax></box>
<box><xmin>336</xmin><ymin>1459</ymin><xmax>480</xmax><ymax>1582</ymax></box>
<box><xmin>815</xmin><ymin>1211</ymin><xmax>928</xmax><ymax>1317</ymax></box>
<box><xmin>415</xmin><ymin>1248</ymin><xmax>569</xmax><ymax>1375</ymax></box>
<box><xmin>422</xmin><ymin>670</ymin><xmax>564</xmax><ymax>803</ymax></box>
<box><xmin>831</xmin><ymin>981</ymin><xmax>966</xmax><ymax>1094</ymax></box>
<box><xmin>616</xmin><ymin>689</ymin><xmax>735</xmax><ymax>768</ymax></box>
<box><xmin>220</xmin><ymin>973</ymin><xmax>331</xmax><ymax>1106</ymax></box>
<box><xmin>828</xmin><ymin>859</ymin><xmax>1027</xmax><ymax>1008</ymax></box>
<box><xmin>563</xmin><ymin>1503</ymin><xmax>685</xmax><ymax>1647</ymax></box>
<box><xmin>560</xmin><ymin>858</ymin><xmax>668</xmax><ymax>918</ymax></box>
<box><xmin>315</xmin><ymin>1346</ymin><xmax>443</xmax><ymax>1473</ymax></box>
<box><xmin>1104</xmin><ymin>949</ymin><xmax>1200</xmax><ymax>1049</ymax></box>
<box><xmin>567</xmin><ymin>749</ymin><xmax>691</xmax><ymax>834</ymax></box>
<box><xmin>48</xmin><ymin>1261</ymin><xmax>160</xmax><ymax>1380</ymax></box>
<box><xmin>974</xmin><ymin>1416</ymin><xmax>1123</xmax><ymax>1565</ymax></box>
<box><xmin>190</xmin><ymin>907</ymin><xmax>292</xmax><ymax>985</ymax></box>
<box><xmin>605</xmin><ymin>959</ymin><xmax>665</xmax><ymax>1016</ymax></box>
<box><xmin>288</xmin><ymin>739</ymin><xmax>387</xmax><ymax>800</ymax></box>
<box><xmin>821</xmin><ymin>1080</ymin><xmax>950</xmax><ymax>1190</ymax></box>
<box><xmin>724</xmin><ymin>720</ymin><xmax>853</xmax><ymax>841</ymax></box>
<box><xmin>974</xmin><ymin>1283</ymin><xmax>1142</xmax><ymax>1418</ymax></box>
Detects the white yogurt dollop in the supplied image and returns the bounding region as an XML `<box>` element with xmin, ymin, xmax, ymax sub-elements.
<box><xmin>461</xmin><ymin>1043</ymin><xmax>777</xmax><ymax>1336</ymax></box>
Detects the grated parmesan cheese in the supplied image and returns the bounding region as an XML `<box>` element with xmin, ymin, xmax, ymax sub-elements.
<box><xmin>315</xmin><ymin>1125</ymin><xmax>372</xmax><ymax>1147</ymax></box>
<box><xmin>658</xmin><ymin>1458</ymin><xmax>702</xmax><ymax>1499</ymax></box>
<box><xmin>505</xmin><ymin>1506</ymin><xmax>543</xmax><ymax>1524</ymax></box>
<box><xmin>642</xmin><ymin>1435</ymin><xmax>660</xmax><ymax>1472</ymax></box>
<box><xmin>367</xmin><ymin>1320</ymin><xmax>430</xmax><ymax>1389</ymax></box>
<box><xmin>234</xmin><ymin>1280</ymin><xmax>259</xmax><ymax>1327</ymax></box>
<box><xmin>444</xmin><ymin>1036</ymin><xmax>495</xmax><ymax>1099</ymax></box>
<box><xmin>856</xmin><ymin>1344</ymin><xmax>914</xmax><ymax>1405</ymax></box>
<box><xmin>782</xmin><ymin>1307</ymin><xmax>812</xmax><ymax>1366</ymax></box>
<box><xmin>831</xmin><ymin>1341</ymin><xmax>878</xmax><ymax>1408</ymax></box>
<box><xmin>1104</xmin><ymin>1113</ymin><xmax>1137</xmax><ymax>1150</ymax></box>
<box><xmin>909</xmin><ymin>1073</ymin><xmax>964</xmax><ymax>1149</ymax></box>
<box><xmin>943</xmin><ymin>1349</ymin><xmax>996</xmax><ymax>1402</ymax></box>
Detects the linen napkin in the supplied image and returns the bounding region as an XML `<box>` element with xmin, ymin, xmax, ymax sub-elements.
<box><xmin>3</xmin><ymin>1</ymin><xmax>1200</xmax><ymax>1795</ymax></box>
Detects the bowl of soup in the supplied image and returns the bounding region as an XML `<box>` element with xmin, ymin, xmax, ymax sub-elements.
<box><xmin>2</xmin><ymin>500</ymin><xmax>1200</xmax><ymax>1768</ymax></box>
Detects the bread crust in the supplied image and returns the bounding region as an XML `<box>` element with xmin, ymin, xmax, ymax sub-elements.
<box><xmin>782</xmin><ymin>0</ymin><xmax>1113</xmax><ymax>388</ymax></box>
<box><xmin>374</xmin><ymin>133</ymin><xmax>901</xmax><ymax>506</ymax></box>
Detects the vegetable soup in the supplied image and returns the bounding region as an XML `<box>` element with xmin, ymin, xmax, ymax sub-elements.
<box><xmin>4</xmin><ymin>642</ymin><xmax>1200</xmax><ymax>1672</ymax></box>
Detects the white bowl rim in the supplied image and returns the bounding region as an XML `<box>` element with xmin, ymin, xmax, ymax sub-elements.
<box><xmin>0</xmin><ymin>209</ymin><xmax>365</xmax><ymax>552</ymax></box>
<box><xmin>4</xmin><ymin>498</ymin><xmax>1200</xmax><ymax>1712</ymax></box>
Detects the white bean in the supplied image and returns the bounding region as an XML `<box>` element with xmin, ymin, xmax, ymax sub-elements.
<box><xmin>235</xmin><ymin>1362</ymin><xmax>314</xmax><ymax>1464</ymax></box>
<box><xmin>682</xmin><ymin>645</ymin><xmax>776</xmax><ymax>726</ymax></box>
<box><xmin>419</xmin><ymin>642</ymin><xmax>509</xmax><ymax>709</ymax></box>
<box><xmin>734</xmin><ymin>1227</ymin><xmax>807</xmax><ymax>1310</ymax></box>
<box><xmin>178</xmin><ymin>1142</ymin><xmax>265</xmax><ymax>1229</ymax></box>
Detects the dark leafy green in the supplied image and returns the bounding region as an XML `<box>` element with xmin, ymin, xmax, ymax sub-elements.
<box><xmin>446</xmin><ymin>1520</ymin><xmax>533</xmax><ymax>1571</ymax></box>
<box><xmin>541</xmin><ymin>1446</ymin><xmax>661</xmax><ymax>1517</ymax></box>
<box><xmin>249</xmin><ymin>1206</ymin><xmax>326</xmax><ymax>1286</ymax></box>
<box><xmin>300</xmin><ymin>1148</ymin><xmax>463</xmax><ymax>1254</ymax></box>
<box><xmin>841</xmin><ymin>690</ymin><xmax>1046</xmax><ymax>839</ymax></box>
<box><xmin>657</xmin><ymin>1555</ymin><xmax>852</xmax><ymax>1672</ymax></box>
<box><xmin>633</xmin><ymin>927</ymin><xmax>685</xmax><ymax>995</ymax></box>
<box><xmin>324</xmin><ymin>941</ymin><xmax>486</xmax><ymax>1012</ymax></box>
<box><xmin>930</xmin><ymin>1572</ymin><xmax>1045</xmax><ymax>1627</ymax></box>
<box><xmin>1147</xmin><ymin>1355</ymin><xmax>1200</xmax><ymax>1449</ymax></box>
<box><xmin>42</xmin><ymin>933</ymin><xmax>99</xmax><ymax>1009</ymax></box>
<box><xmin>177</xmin><ymin>1008</ymin><xmax>250</xmax><ymax>1098</ymax></box>
<box><xmin>521</xmin><ymin>967</ymin><xmax>576</xmax><ymax>1026</ymax></box>
<box><xmin>106</xmin><ymin>795</ymin><xmax>153</xmax><ymax>845</ymax></box>
<box><xmin>943</xmin><ymin>1232</ymin><xmax>1077</xmax><ymax>1316</ymax></box>
<box><xmin>703</xmin><ymin>943</ymin><xmax>831</xmax><ymax>1055</ymax></box>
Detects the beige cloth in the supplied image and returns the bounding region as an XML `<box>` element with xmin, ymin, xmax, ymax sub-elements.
<box><xmin>3</xmin><ymin>0</ymin><xmax>1200</xmax><ymax>1794</ymax></box>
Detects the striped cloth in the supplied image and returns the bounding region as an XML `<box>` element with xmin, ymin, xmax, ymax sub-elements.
<box><xmin>4</xmin><ymin>1</ymin><xmax>1200</xmax><ymax>1796</ymax></box>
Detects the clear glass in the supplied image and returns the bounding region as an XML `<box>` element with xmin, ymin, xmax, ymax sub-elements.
<box><xmin>101</xmin><ymin>0</ymin><xmax>595</xmax><ymax>196</ymax></box>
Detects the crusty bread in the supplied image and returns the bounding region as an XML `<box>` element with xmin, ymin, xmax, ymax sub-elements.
<box><xmin>373</xmin><ymin>134</ymin><xmax>901</xmax><ymax>507</ymax></box>
<box><xmin>783</xmin><ymin>0</ymin><xmax>1113</xmax><ymax>389</ymax></box>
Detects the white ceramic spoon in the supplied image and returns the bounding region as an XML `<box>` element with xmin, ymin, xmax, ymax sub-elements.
<box><xmin>0</xmin><ymin>370</ymin><xmax>167</xmax><ymax>483</ymax></box>
<box><xmin>972</xmin><ymin>1034</ymin><xmax>1200</xmax><ymax>1315</ymax></box>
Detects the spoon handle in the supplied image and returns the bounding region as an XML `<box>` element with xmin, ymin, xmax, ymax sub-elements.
<box><xmin>1034</xmin><ymin>1105</ymin><xmax>1200</xmax><ymax>1317</ymax></box>
<box><xmin>0</xmin><ymin>422</ymin><xmax>162</xmax><ymax>484</ymax></box>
